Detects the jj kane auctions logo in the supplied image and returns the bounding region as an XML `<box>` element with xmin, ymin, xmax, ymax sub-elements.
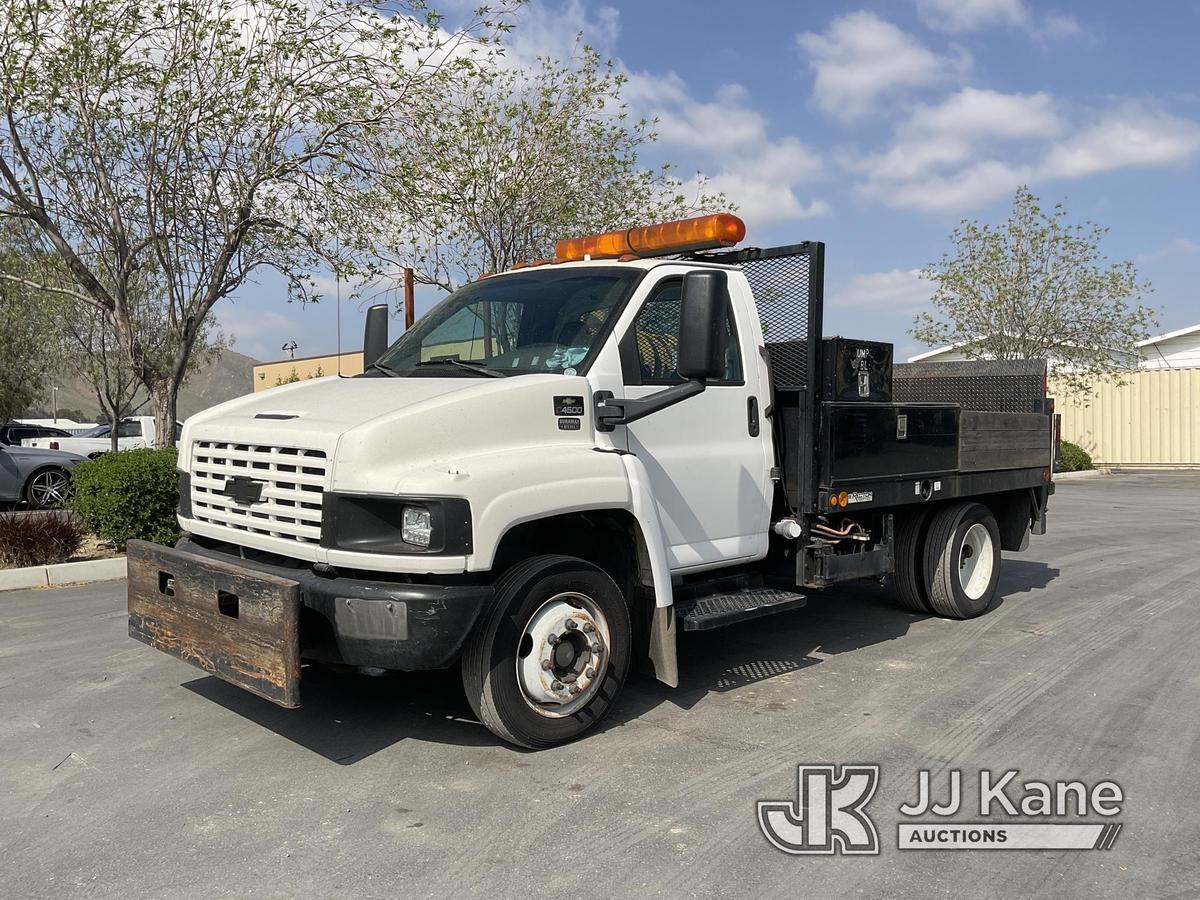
<box><xmin>759</xmin><ymin>766</ymin><xmax>1124</xmax><ymax>854</ymax></box>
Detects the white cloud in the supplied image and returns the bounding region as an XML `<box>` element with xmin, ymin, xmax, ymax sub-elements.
<box><xmin>856</xmin><ymin>91</ymin><xmax>1200</xmax><ymax>214</ymax></box>
<box><xmin>796</xmin><ymin>12</ymin><xmax>960</xmax><ymax>121</ymax></box>
<box><xmin>831</xmin><ymin>269</ymin><xmax>937</xmax><ymax>313</ymax></box>
<box><xmin>1135</xmin><ymin>238</ymin><xmax>1200</xmax><ymax>263</ymax></box>
<box><xmin>1039</xmin><ymin>104</ymin><xmax>1200</xmax><ymax>179</ymax></box>
<box><xmin>217</xmin><ymin>305</ymin><xmax>301</xmax><ymax>361</ymax></box>
<box><xmin>916</xmin><ymin>0</ymin><xmax>1028</xmax><ymax>32</ymax></box>
<box><xmin>856</xmin><ymin>88</ymin><xmax>1059</xmax><ymax>210</ymax></box>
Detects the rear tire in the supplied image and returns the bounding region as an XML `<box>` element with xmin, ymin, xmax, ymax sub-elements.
<box><xmin>923</xmin><ymin>502</ymin><xmax>1001</xmax><ymax>619</ymax></box>
<box><xmin>24</xmin><ymin>467</ymin><xmax>72</xmax><ymax>510</ymax></box>
<box><xmin>462</xmin><ymin>554</ymin><xmax>631</xmax><ymax>749</ymax></box>
<box><xmin>893</xmin><ymin>508</ymin><xmax>933</xmax><ymax>613</ymax></box>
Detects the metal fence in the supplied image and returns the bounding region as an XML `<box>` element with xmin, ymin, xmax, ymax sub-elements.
<box><xmin>1054</xmin><ymin>368</ymin><xmax>1200</xmax><ymax>467</ymax></box>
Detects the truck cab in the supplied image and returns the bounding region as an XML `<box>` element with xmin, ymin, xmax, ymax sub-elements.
<box><xmin>129</xmin><ymin>214</ymin><xmax>1053</xmax><ymax>748</ymax></box>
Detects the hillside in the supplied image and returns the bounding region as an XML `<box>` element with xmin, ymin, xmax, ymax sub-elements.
<box><xmin>25</xmin><ymin>349</ymin><xmax>260</xmax><ymax>423</ymax></box>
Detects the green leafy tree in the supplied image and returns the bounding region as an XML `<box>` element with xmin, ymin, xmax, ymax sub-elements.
<box><xmin>0</xmin><ymin>0</ymin><xmax>507</xmax><ymax>445</ymax></box>
<box><xmin>913</xmin><ymin>186</ymin><xmax>1157</xmax><ymax>394</ymax></box>
<box><xmin>0</xmin><ymin>226</ymin><xmax>59</xmax><ymax>422</ymax></box>
<box><xmin>396</xmin><ymin>42</ymin><xmax>727</xmax><ymax>291</ymax></box>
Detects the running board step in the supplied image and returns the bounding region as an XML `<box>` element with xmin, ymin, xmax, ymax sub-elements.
<box><xmin>674</xmin><ymin>588</ymin><xmax>807</xmax><ymax>632</ymax></box>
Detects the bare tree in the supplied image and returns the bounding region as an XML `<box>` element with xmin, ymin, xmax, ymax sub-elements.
<box><xmin>0</xmin><ymin>0</ymin><xmax>507</xmax><ymax>445</ymax></box>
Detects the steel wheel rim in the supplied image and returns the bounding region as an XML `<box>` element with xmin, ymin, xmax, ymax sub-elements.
<box><xmin>516</xmin><ymin>591</ymin><xmax>610</xmax><ymax>718</ymax></box>
<box><xmin>30</xmin><ymin>470</ymin><xmax>70</xmax><ymax>508</ymax></box>
<box><xmin>959</xmin><ymin>523</ymin><xmax>994</xmax><ymax>600</ymax></box>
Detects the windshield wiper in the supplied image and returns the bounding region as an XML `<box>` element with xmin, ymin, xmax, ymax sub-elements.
<box><xmin>415</xmin><ymin>357</ymin><xmax>506</xmax><ymax>378</ymax></box>
<box><xmin>367</xmin><ymin>361</ymin><xmax>400</xmax><ymax>377</ymax></box>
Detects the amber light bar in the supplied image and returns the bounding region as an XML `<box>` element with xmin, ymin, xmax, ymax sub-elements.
<box><xmin>554</xmin><ymin>213</ymin><xmax>746</xmax><ymax>263</ymax></box>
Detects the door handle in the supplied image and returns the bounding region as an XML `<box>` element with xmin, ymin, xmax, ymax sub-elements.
<box><xmin>747</xmin><ymin>396</ymin><xmax>760</xmax><ymax>437</ymax></box>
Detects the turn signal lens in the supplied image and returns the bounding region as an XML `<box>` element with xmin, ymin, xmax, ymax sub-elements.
<box><xmin>838</xmin><ymin>491</ymin><xmax>849</xmax><ymax>507</ymax></box>
<box><xmin>554</xmin><ymin>213</ymin><xmax>746</xmax><ymax>262</ymax></box>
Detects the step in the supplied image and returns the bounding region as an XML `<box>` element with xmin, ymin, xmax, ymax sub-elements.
<box><xmin>674</xmin><ymin>587</ymin><xmax>807</xmax><ymax>632</ymax></box>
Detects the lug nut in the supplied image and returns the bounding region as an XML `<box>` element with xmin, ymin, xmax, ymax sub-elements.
<box><xmin>585</xmin><ymin>668</ymin><xmax>596</xmax><ymax>679</ymax></box>
<box><xmin>569</xmin><ymin>684</ymin><xmax>582</xmax><ymax>695</ymax></box>
<box><xmin>582</xmin><ymin>622</ymin><xmax>595</xmax><ymax>633</ymax></box>
<box><xmin>590</xmin><ymin>642</ymin><xmax>602</xmax><ymax>654</ymax></box>
<box><xmin>547</xmin><ymin>634</ymin><xmax>560</xmax><ymax>646</ymax></box>
<box><xmin>551</xmin><ymin>680</ymin><xmax>564</xmax><ymax>691</ymax></box>
<box><xmin>565</xmin><ymin>619</ymin><xmax>578</xmax><ymax>631</ymax></box>
<box><xmin>541</xmin><ymin>660</ymin><xmax>552</xmax><ymax>671</ymax></box>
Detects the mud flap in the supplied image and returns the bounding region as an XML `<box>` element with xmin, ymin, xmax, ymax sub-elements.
<box><xmin>127</xmin><ymin>540</ymin><xmax>302</xmax><ymax>707</ymax></box>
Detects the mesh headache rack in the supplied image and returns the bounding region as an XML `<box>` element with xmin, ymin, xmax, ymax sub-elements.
<box><xmin>689</xmin><ymin>242</ymin><xmax>825</xmax><ymax>390</ymax></box>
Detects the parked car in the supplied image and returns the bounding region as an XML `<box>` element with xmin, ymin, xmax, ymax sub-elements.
<box><xmin>0</xmin><ymin>444</ymin><xmax>87</xmax><ymax>509</ymax></box>
<box><xmin>22</xmin><ymin>416</ymin><xmax>181</xmax><ymax>457</ymax></box>
<box><xmin>0</xmin><ymin>422</ymin><xmax>73</xmax><ymax>447</ymax></box>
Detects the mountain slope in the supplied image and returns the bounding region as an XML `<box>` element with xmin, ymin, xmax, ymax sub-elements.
<box><xmin>25</xmin><ymin>349</ymin><xmax>260</xmax><ymax>422</ymax></box>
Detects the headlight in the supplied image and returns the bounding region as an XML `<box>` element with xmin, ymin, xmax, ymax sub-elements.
<box><xmin>320</xmin><ymin>494</ymin><xmax>472</xmax><ymax>555</ymax></box>
<box><xmin>401</xmin><ymin>506</ymin><xmax>432</xmax><ymax>547</ymax></box>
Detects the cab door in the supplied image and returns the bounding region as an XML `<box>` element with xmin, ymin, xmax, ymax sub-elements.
<box><xmin>614</xmin><ymin>269</ymin><xmax>773</xmax><ymax>571</ymax></box>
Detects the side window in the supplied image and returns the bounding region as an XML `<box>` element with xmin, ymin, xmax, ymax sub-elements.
<box><xmin>116</xmin><ymin>420</ymin><xmax>143</xmax><ymax>438</ymax></box>
<box><xmin>626</xmin><ymin>278</ymin><xmax>742</xmax><ymax>385</ymax></box>
<box><xmin>11</xmin><ymin>427</ymin><xmax>35</xmax><ymax>443</ymax></box>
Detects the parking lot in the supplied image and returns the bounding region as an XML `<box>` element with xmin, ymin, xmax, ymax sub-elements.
<box><xmin>2</xmin><ymin>472</ymin><xmax>1198</xmax><ymax>898</ymax></box>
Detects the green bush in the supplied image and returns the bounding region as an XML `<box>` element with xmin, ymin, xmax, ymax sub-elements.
<box><xmin>1056</xmin><ymin>440</ymin><xmax>1095</xmax><ymax>473</ymax></box>
<box><xmin>0</xmin><ymin>511</ymin><xmax>85</xmax><ymax>568</ymax></box>
<box><xmin>69</xmin><ymin>448</ymin><xmax>181</xmax><ymax>549</ymax></box>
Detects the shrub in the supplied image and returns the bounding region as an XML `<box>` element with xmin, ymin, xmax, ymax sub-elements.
<box><xmin>0</xmin><ymin>511</ymin><xmax>85</xmax><ymax>568</ymax></box>
<box><xmin>1056</xmin><ymin>440</ymin><xmax>1095</xmax><ymax>473</ymax></box>
<box><xmin>69</xmin><ymin>448</ymin><xmax>181</xmax><ymax>549</ymax></box>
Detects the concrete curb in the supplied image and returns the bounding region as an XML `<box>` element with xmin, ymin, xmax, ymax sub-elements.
<box><xmin>1054</xmin><ymin>468</ymin><xmax>1116</xmax><ymax>481</ymax></box>
<box><xmin>0</xmin><ymin>556</ymin><xmax>127</xmax><ymax>592</ymax></box>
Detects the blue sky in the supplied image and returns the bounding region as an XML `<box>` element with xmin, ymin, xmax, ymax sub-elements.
<box><xmin>219</xmin><ymin>0</ymin><xmax>1200</xmax><ymax>363</ymax></box>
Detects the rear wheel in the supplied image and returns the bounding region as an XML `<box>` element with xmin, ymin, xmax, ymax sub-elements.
<box><xmin>893</xmin><ymin>508</ymin><xmax>933</xmax><ymax>613</ymax></box>
<box><xmin>24</xmin><ymin>467</ymin><xmax>72</xmax><ymax>510</ymax></box>
<box><xmin>462</xmin><ymin>554</ymin><xmax>631</xmax><ymax>749</ymax></box>
<box><xmin>923</xmin><ymin>502</ymin><xmax>1001</xmax><ymax>619</ymax></box>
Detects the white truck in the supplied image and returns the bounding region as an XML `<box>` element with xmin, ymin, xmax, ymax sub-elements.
<box><xmin>127</xmin><ymin>214</ymin><xmax>1054</xmax><ymax>748</ymax></box>
<box><xmin>24</xmin><ymin>416</ymin><xmax>179</xmax><ymax>457</ymax></box>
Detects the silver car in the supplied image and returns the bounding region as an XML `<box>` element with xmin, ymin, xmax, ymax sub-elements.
<box><xmin>0</xmin><ymin>444</ymin><xmax>87</xmax><ymax>509</ymax></box>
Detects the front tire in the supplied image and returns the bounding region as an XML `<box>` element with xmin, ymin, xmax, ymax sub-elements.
<box><xmin>923</xmin><ymin>502</ymin><xmax>1001</xmax><ymax>619</ymax></box>
<box><xmin>462</xmin><ymin>554</ymin><xmax>631</xmax><ymax>749</ymax></box>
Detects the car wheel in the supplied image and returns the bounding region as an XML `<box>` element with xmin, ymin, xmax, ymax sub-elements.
<box><xmin>462</xmin><ymin>554</ymin><xmax>631</xmax><ymax>749</ymax></box>
<box><xmin>24</xmin><ymin>467</ymin><xmax>72</xmax><ymax>510</ymax></box>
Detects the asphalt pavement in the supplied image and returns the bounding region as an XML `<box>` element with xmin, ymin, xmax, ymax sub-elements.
<box><xmin>2</xmin><ymin>472</ymin><xmax>1198</xmax><ymax>899</ymax></box>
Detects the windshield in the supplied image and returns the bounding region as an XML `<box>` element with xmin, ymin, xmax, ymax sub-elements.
<box><xmin>374</xmin><ymin>267</ymin><xmax>642</xmax><ymax>377</ymax></box>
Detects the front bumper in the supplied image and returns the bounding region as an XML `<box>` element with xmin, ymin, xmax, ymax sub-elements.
<box><xmin>127</xmin><ymin>537</ymin><xmax>493</xmax><ymax>707</ymax></box>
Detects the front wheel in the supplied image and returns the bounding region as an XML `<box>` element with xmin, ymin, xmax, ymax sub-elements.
<box><xmin>923</xmin><ymin>502</ymin><xmax>1002</xmax><ymax>619</ymax></box>
<box><xmin>462</xmin><ymin>555</ymin><xmax>631</xmax><ymax>749</ymax></box>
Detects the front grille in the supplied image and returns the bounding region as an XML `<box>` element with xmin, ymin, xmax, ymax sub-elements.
<box><xmin>190</xmin><ymin>441</ymin><xmax>329</xmax><ymax>545</ymax></box>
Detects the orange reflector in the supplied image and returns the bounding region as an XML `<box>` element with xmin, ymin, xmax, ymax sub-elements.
<box><xmin>554</xmin><ymin>213</ymin><xmax>746</xmax><ymax>262</ymax></box>
<box><xmin>838</xmin><ymin>491</ymin><xmax>848</xmax><ymax>507</ymax></box>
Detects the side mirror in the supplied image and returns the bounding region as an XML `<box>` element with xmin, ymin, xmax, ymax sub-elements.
<box><xmin>677</xmin><ymin>271</ymin><xmax>730</xmax><ymax>381</ymax></box>
<box><xmin>362</xmin><ymin>304</ymin><xmax>389</xmax><ymax>368</ymax></box>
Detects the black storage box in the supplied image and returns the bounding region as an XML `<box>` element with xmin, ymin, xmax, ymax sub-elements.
<box><xmin>820</xmin><ymin>338</ymin><xmax>893</xmax><ymax>403</ymax></box>
<box><xmin>820</xmin><ymin>403</ymin><xmax>959</xmax><ymax>485</ymax></box>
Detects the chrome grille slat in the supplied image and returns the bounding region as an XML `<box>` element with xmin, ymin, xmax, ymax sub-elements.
<box><xmin>190</xmin><ymin>440</ymin><xmax>329</xmax><ymax>544</ymax></box>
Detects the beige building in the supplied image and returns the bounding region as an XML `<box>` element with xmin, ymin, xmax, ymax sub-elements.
<box><xmin>252</xmin><ymin>352</ymin><xmax>364</xmax><ymax>391</ymax></box>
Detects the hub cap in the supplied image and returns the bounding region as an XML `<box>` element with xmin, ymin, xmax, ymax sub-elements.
<box><xmin>959</xmin><ymin>523</ymin><xmax>995</xmax><ymax>600</ymax></box>
<box><xmin>516</xmin><ymin>592</ymin><xmax>610</xmax><ymax>718</ymax></box>
<box><xmin>29</xmin><ymin>470</ymin><xmax>70</xmax><ymax>508</ymax></box>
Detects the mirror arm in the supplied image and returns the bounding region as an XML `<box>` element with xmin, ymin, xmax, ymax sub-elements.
<box><xmin>593</xmin><ymin>381</ymin><xmax>706</xmax><ymax>432</ymax></box>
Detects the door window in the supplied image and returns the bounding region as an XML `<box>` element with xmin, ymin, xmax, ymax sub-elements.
<box><xmin>624</xmin><ymin>278</ymin><xmax>742</xmax><ymax>385</ymax></box>
<box><xmin>116</xmin><ymin>420</ymin><xmax>143</xmax><ymax>438</ymax></box>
